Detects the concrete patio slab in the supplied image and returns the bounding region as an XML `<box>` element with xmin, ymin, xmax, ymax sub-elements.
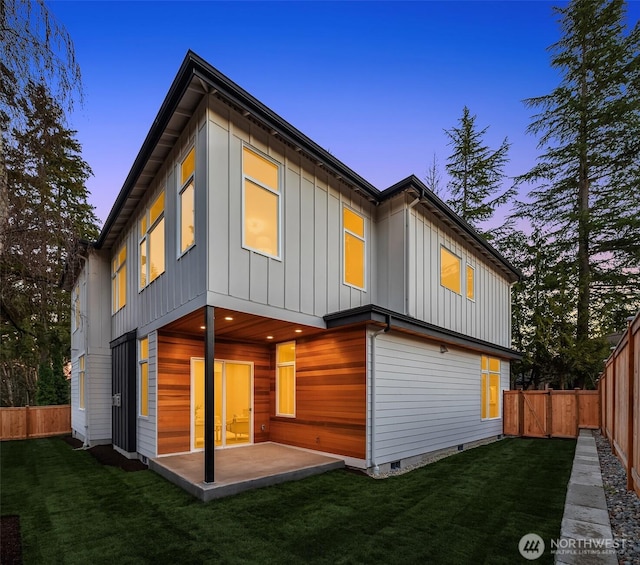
<box><xmin>150</xmin><ymin>442</ymin><xmax>345</xmax><ymax>502</ymax></box>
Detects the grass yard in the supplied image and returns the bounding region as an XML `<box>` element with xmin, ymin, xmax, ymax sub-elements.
<box><xmin>1</xmin><ymin>437</ymin><xmax>575</xmax><ymax>564</ymax></box>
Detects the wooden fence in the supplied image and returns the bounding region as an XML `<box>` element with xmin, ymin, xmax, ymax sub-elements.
<box><xmin>600</xmin><ymin>311</ymin><xmax>639</xmax><ymax>496</ymax></box>
<box><xmin>503</xmin><ymin>389</ymin><xmax>600</xmax><ymax>438</ymax></box>
<box><xmin>0</xmin><ymin>405</ymin><xmax>71</xmax><ymax>440</ymax></box>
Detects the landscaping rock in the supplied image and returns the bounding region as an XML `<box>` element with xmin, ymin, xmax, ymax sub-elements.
<box><xmin>594</xmin><ymin>431</ymin><xmax>640</xmax><ymax>565</ymax></box>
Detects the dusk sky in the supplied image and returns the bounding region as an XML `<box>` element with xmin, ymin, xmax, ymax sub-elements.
<box><xmin>49</xmin><ymin>0</ymin><xmax>640</xmax><ymax>228</ymax></box>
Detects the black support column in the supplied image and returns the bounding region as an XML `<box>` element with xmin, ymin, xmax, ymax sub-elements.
<box><xmin>204</xmin><ymin>306</ymin><xmax>215</xmax><ymax>483</ymax></box>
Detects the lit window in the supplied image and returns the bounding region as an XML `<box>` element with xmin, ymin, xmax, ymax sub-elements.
<box><xmin>139</xmin><ymin>337</ymin><xmax>149</xmax><ymax>417</ymax></box>
<box><xmin>78</xmin><ymin>355</ymin><xmax>85</xmax><ymax>410</ymax></box>
<box><xmin>73</xmin><ymin>283</ymin><xmax>80</xmax><ymax>332</ymax></box>
<box><xmin>276</xmin><ymin>341</ymin><xmax>295</xmax><ymax>417</ymax></box>
<box><xmin>242</xmin><ymin>146</ymin><xmax>280</xmax><ymax>258</ymax></box>
<box><xmin>112</xmin><ymin>244</ymin><xmax>127</xmax><ymax>312</ymax></box>
<box><xmin>139</xmin><ymin>191</ymin><xmax>165</xmax><ymax>289</ymax></box>
<box><xmin>481</xmin><ymin>356</ymin><xmax>500</xmax><ymax>419</ymax></box>
<box><xmin>343</xmin><ymin>207</ymin><xmax>365</xmax><ymax>289</ymax></box>
<box><xmin>441</xmin><ymin>246</ymin><xmax>461</xmax><ymax>294</ymax></box>
<box><xmin>466</xmin><ymin>264</ymin><xmax>475</xmax><ymax>301</ymax></box>
<box><xmin>179</xmin><ymin>147</ymin><xmax>195</xmax><ymax>253</ymax></box>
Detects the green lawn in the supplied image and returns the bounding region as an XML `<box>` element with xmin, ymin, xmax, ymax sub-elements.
<box><xmin>1</xmin><ymin>437</ymin><xmax>575</xmax><ymax>564</ymax></box>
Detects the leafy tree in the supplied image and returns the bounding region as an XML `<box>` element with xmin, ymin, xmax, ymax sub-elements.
<box><xmin>516</xmin><ymin>0</ymin><xmax>640</xmax><ymax>360</ymax></box>
<box><xmin>1</xmin><ymin>82</ymin><xmax>98</xmax><ymax>406</ymax></box>
<box><xmin>443</xmin><ymin>106</ymin><xmax>513</xmax><ymax>239</ymax></box>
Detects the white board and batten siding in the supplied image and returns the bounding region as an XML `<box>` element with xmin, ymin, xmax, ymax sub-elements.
<box><xmin>136</xmin><ymin>331</ymin><xmax>157</xmax><ymax>460</ymax></box>
<box><xmin>375</xmin><ymin>193</ymin><xmax>512</xmax><ymax>348</ymax></box>
<box><xmin>71</xmin><ymin>251</ymin><xmax>112</xmax><ymax>444</ymax></box>
<box><xmin>206</xmin><ymin>97</ymin><xmax>375</xmax><ymax>323</ymax></box>
<box><xmin>111</xmin><ymin>102</ymin><xmax>209</xmax><ymax>339</ymax></box>
<box><xmin>371</xmin><ymin>331</ymin><xmax>508</xmax><ymax>466</ymax></box>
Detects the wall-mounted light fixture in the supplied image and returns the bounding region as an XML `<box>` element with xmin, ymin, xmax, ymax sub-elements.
<box><xmin>440</xmin><ymin>344</ymin><xmax>449</xmax><ymax>354</ymax></box>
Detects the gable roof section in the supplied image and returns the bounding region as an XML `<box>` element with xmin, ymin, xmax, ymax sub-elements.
<box><xmin>96</xmin><ymin>50</ymin><xmax>520</xmax><ymax>283</ymax></box>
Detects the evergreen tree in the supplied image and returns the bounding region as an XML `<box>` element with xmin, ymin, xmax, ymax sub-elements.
<box><xmin>1</xmin><ymin>82</ymin><xmax>98</xmax><ymax>406</ymax></box>
<box><xmin>444</xmin><ymin>106</ymin><xmax>513</xmax><ymax>239</ymax></box>
<box><xmin>517</xmin><ymin>0</ymin><xmax>640</xmax><ymax>359</ymax></box>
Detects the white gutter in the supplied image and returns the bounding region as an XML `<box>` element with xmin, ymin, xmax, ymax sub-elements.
<box><xmin>405</xmin><ymin>195</ymin><xmax>421</xmax><ymax>315</ymax></box>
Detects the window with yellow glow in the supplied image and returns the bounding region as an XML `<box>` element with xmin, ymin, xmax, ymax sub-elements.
<box><xmin>481</xmin><ymin>355</ymin><xmax>500</xmax><ymax>419</ymax></box>
<box><xmin>242</xmin><ymin>146</ymin><xmax>280</xmax><ymax>258</ymax></box>
<box><xmin>466</xmin><ymin>264</ymin><xmax>475</xmax><ymax>300</ymax></box>
<box><xmin>139</xmin><ymin>337</ymin><xmax>149</xmax><ymax>417</ymax></box>
<box><xmin>112</xmin><ymin>244</ymin><xmax>127</xmax><ymax>313</ymax></box>
<box><xmin>78</xmin><ymin>355</ymin><xmax>85</xmax><ymax>410</ymax></box>
<box><xmin>276</xmin><ymin>341</ymin><xmax>295</xmax><ymax>417</ymax></box>
<box><xmin>139</xmin><ymin>191</ymin><xmax>165</xmax><ymax>289</ymax></box>
<box><xmin>441</xmin><ymin>247</ymin><xmax>461</xmax><ymax>294</ymax></box>
<box><xmin>343</xmin><ymin>207</ymin><xmax>365</xmax><ymax>289</ymax></box>
<box><xmin>179</xmin><ymin>147</ymin><xmax>195</xmax><ymax>253</ymax></box>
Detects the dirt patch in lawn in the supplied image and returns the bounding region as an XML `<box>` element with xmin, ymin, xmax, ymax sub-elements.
<box><xmin>1</xmin><ymin>515</ymin><xmax>23</xmax><ymax>564</ymax></box>
<box><xmin>61</xmin><ymin>436</ymin><xmax>147</xmax><ymax>472</ymax></box>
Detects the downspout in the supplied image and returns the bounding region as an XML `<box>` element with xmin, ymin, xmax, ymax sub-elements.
<box><xmin>405</xmin><ymin>191</ymin><xmax>422</xmax><ymax>316</ymax></box>
<box><xmin>369</xmin><ymin>314</ymin><xmax>391</xmax><ymax>475</ymax></box>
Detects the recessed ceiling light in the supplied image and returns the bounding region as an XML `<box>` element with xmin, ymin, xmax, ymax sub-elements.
<box><xmin>294</xmin><ymin>329</ymin><xmax>302</xmax><ymax>333</ymax></box>
<box><xmin>266</xmin><ymin>335</ymin><xmax>274</xmax><ymax>340</ymax></box>
<box><xmin>200</xmin><ymin>325</ymin><xmax>206</xmax><ymax>330</ymax></box>
<box><xmin>224</xmin><ymin>316</ymin><xmax>233</xmax><ymax>321</ymax></box>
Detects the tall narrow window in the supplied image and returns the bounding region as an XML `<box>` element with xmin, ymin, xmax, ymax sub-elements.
<box><xmin>73</xmin><ymin>283</ymin><xmax>80</xmax><ymax>332</ymax></box>
<box><xmin>179</xmin><ymin>147</ymin><xmax>195</xmax><ymax>253</ymax></box>
<box><xmin>276</xmin><ymin>341</ymin><xmax>295</xmax><ymax>417</ymax></box>
<box><xmin>78</xmin><ymin>355</ymin><xmax>85</xmax><ymax>410</ymax></box>
<box><xmin>466</xmin><ymin>264</ymin><xmax>475</xmax><ymax>301</ymax></box>
<box><xmin>343</xmin><ymin>207</ymin><xmax>365</xmax><ymax>289</ymax></box>
<box><xmin>139</xmin><ymin>191</ymin><xmax>165</xmax><ymax>289</ymax></box>
<box><xmin>139</xmin><ymin>337</ymin><xmax>149</xmax><ymax>417</ymax></box>
<box><xmin>242</xmin><ymin>146</ymin><xmax>280</xmax><ymax>258</ymax></box>
<box><xmin>112</xmin><ymin>244</ymin><xmax>127</xmax><ymax>312</ymax></box>
<box><xmin>481</xmin><ymin>356</ymin><xmax>500</xmax><ymax>419</ymax></box>
<box><xmin>440</xmin><ymin>246</ymin><xmax>461</xmax><ymax>294</ymax></box>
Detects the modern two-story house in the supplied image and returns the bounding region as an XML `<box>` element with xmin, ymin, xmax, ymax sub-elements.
<box><xmin>70</xmin><ymin>51</ymin><xmax>520</xmax><ymax>482</ymax></box>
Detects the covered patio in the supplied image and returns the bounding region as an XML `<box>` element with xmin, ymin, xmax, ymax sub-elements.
<box><xmin>149</xmin><ymin>442</ymin><xmax>345</xmax><ymax>502</ymax></box>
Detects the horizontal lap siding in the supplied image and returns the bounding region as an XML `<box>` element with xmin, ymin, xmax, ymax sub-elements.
<box><xmin>157</xmin><ymin>334</ymin><xmax>270</xmax><ymax>455</ymax></box>
<box><xmin>270</xmin><ymin>328</ymin><xmax>366</xmax><ymax>459</ymax></box>
<box><xmin>374</xmin><ymin>332</ymin><xmax>507</xmax><ymax>465</ymax></box>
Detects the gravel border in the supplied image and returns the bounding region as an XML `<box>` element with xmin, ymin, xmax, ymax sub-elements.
<box><xmin>594</xmin><ymin>431</ymin><xmax>640</xmax><ymax>565</ymax></box>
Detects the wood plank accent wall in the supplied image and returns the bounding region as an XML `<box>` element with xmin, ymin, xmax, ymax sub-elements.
<box><xmin>269</xmin><ymin>327</ymin><xmax>367</xmax><ymax>459</ymax></box>
<box><xmin>157</xmin><ymin>333</ymin><xmax>270</xmax><ymax>455</ymax></box>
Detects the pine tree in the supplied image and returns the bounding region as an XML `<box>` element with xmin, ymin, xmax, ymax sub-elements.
<box><xmin>517</xmin><ymin>0</ymin><xmax>640</xmax><ymax>358</ymax></box>
<box><xmin>444</xmin><ymin>106</ymin><xmax>513</xmax><ymax>239</ymax></box>
<box><xmin>1</xmin><ymin>82</ymin><xmax>98</xmax><ymax>406</ymax></box>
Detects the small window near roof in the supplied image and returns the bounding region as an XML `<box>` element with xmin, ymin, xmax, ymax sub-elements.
<box><xmin>466</xmin><ymin>264</ymin><xmax>475</xmax><ymax>300</ymax></box>
<box><xmin>179</xmin><ymin>147</ymin><xmax>195</xmax><ymax>253</ymax></box>
<box><xmin>343</xmin><ymin>207</ymin><xmax>365</xmax><ymax>289</ymax></box>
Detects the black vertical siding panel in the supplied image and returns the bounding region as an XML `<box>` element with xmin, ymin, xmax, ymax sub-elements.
<box><xmin>110</xmin><ymin>330</ymin><xmax>137</xmax><ymax>452</ymax></box>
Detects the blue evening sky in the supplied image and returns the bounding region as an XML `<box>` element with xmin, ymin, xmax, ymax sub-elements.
<box><xmin>49</xmin><ymin>1</ymin><xmax>640</xmax><ymax>227</ymax></box>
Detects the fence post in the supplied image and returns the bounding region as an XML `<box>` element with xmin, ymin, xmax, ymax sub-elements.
<box><xmin>575</xmin><ymin>388</ymin><xmax>581</xmax><ymax>437</ymax></box>
<box><xmin>546</xmin><ymin>389</ymin><xmax>553</xmax><ymax>437</ymax></box>
<box><xmin>25</xmin><ymin>405</ymin><xmax>30</xmax><ymax>439</ymax></box>
<box><xmin>518</xmin><ymin>390</ymin><xmax>525</xmax><ymax>436</ymax></box>
<box><xmin>627</xmin><ymin>321</ymin><xmax>635</xmax><ymax>492</ymax></box>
